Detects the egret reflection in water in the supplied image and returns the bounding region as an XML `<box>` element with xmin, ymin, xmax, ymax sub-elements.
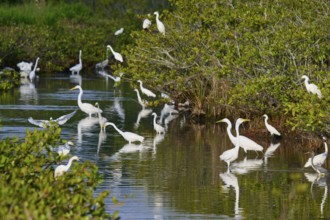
<box><xmin>134</xmin><ymin>108</ymin><xmax>152</xmax><ymax>129</ymax></box>
<box><xmin>153</xmin><ymin>133</ymin><xmax>165</xmax><ymax>155</ymax></box>
<box><xmin>77</xmin><ymin>116</ymin><xmax>99</xmax><ymax>144</ymax></box>
<box><xmin>231</xmin><ymin>157</ymin><xmax>264</xmax><ymax>174</ymax></box>
<box><xmin>264</xmin><ymin>142</ymin><xmax>281</xmax><ymax>166</ymax></box>
<box><xmin>219</xmin><ymin>171</ymin><xmax>243</xmax><ymax>219</ymax></box>
<box><xmin>305</xmin><ymin>172</ymin><xmax>328</xmax><ymax>217</ymax></box>
<box><xmin>19</xmin><ymin>81</ymin><xmax>38</xmax><ymax>103</ymax></box>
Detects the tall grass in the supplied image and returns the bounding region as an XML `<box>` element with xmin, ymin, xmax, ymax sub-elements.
<box><xmin>0</xmin><ymin>3</ymin><xmax>94</xmax><ymax>26</ymax></box>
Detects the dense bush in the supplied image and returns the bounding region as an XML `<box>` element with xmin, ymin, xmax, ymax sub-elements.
<box><xmin>117</xmin><ymin>0</ymin><xmax>330</xmax><ymax>135</ymax></box>
<box><xmin>0</xmin><ymin>125</ymin><xmax>112</xmax><ymax>219</ymax></box>
<box><xmin>0</xmin><ymin>69</ymin><xmax>20</xmax><ymax>90</ymax></box>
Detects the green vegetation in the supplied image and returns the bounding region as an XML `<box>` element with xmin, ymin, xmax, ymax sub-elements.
<box><xmin>0</xmin><ymin>69</ymin><xmax>20</xmax><ymax>90</ymax></box>
<box><xmin>0</xmin><ymin>125</ymin><xmax>113</xmax><ymax>219</ymax></box>
<box><xmin>117</xmin><ymin>0</ymin><xmax>330</xmax><ymax>135</ymax></box>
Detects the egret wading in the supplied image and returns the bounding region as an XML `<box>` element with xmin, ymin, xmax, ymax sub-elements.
<box><xmin>57</xmin><ymin>141</ymin><xmax>75</xmax><ymax>156</ymax></box>
<box><xmin>263</xmin><ymin>114</ymin><xmax>281</xmax><ymax>136</ymax></box>
<box><xmin>70</xmin><ymin>50</ymin><xmax>82</xmax><ymax>75</ymax></box>
<box><xmin>29</xmin><ymin>57</ymin><xmax>39</xmax><ymax>82</ymax></box>
<box><xmin>134</xmin><ymin>88</ymin><xmax>148</xmax><ymax>108</ymax></box>
<box><xmin>95</xmin><ymin>102</ymin><xmax>108</xmax><ymax>131</ymax></box>
<box><xmin>219</xmin><ymin>118</ymin><xmax>250</xmax><ymax>168</ymax></box>
<box><xmin>305</xmin><ymin>137</ymin><xmax>328</xmax><ymax>168</ymax></box>
<box><xmin>301</xmin><ymin>75</ymin><xmax>322</xmax><ymax>98</ymax></box>
<box><xmin>105</xmin><ymin>122</ymin><xmax>144</xmax><ymax>143</ymax></box>
<box><xmin>54</xmin><ymin>156</ymin><xmax>79</xmax><ymax>179</ymax></box>
<box><xmin>70</xmin><ymin>85</ymin><xmax>102</xmax><ymax>117</ymax></box>
<box><xmin>151</xmin><ymin>113</ymin><xmax>165</xmax><ymax>134</ymax></box>
<box><xmin>310</xmin><ymin>152</ymin><xmax>328</xmax><ymax>176</ymax></box>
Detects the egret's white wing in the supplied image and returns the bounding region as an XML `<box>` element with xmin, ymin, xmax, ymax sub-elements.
<box><xmin>55</xmin><ymin>110</ymin><xmax>77</xmax><ymax>125</ymax></box>
<box><xmin>28</xmin><ymin>117</ymin><xmax>49</xmax><ymax>128</ymax></box>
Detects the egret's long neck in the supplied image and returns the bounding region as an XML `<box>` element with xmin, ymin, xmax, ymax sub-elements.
<box><xmin>66</xmin><ymin>158</ymin><xmax>75</xmax><ymax>171</ymax></box>
<box><xmin>139</xmin><ymin>81</ymin><xmax>143</xmax><ymax>90</ymax></box>
<box><xmin>153</xmin><ymin>115</ymin><xmax>157</xmax><ymax>126</ymax></box>
<box><xmin>225</xmin><ymin>122</ymin><xmax>236</xmax><ymax>144</ymax></box>
<box><xmin>79</xmin><ymin>52</ymin><xmax>82</xmax><ymax>64</ymax></box>
<box><xmin>324</xmin><ymin>142</ymin><xmax>328</xmax><ymax>153</ymax></box>
<box><xmin>304</xmin><ymin>78</ymin><xmax>309</xmax><ymax>87</ymax></box>
<box><xmin>135</xmin><ymin>91</ymin><xmax>143</xmax><ymax>105</ymax></box>
<box><xmin>155</xmin><ymin>13</ymin><xmax>159</xmax><ymax>21</ymax></box>
<box><xmin>110</xmin><ymin>123</ymin><xmax>125</xmax><ymax>137</ymax></box>
<box><xmin>77</xmin><ymin>87</ymin><xmax>83</xmax><ymax>107</ymax></box>
<box><xmin>33</xmin><ymin>58</ymin><xmax>39</xmax><ymax>71</ymax></box>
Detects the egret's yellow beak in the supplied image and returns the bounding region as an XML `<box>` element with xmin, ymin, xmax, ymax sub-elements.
<box><xmin>70</xmin><ymin>86</ymin><xmax>77</xmax><ymax>90</ymax></box>
<box><xmin>216</xmin><ymin>119</ymin><xmax>225</xmax><ymax>123</ymax></box>
<box><xmin>242</xmin><ymin>119</ymin><xmax>250</xmax><ymax>122</ymax></box>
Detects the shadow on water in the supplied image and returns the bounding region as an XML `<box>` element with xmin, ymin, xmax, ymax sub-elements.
<box><xmin>0</xmin><ymin>74</ymin><xmax>329</xmax><ymax>219</ymax></box>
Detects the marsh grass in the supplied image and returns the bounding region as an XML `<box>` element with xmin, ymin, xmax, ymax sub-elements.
<box><xmin>0</xmin><ymin>3</ymin><xmax>94</xmax><ymax>26</ymax></box>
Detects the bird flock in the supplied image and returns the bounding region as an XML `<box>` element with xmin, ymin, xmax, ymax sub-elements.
<box><xmin>15</xmin><ymin>10</ymin><xmax>326</xmax><ymax>179</ymax></box>
<box><xmin>218</xmin><ymin>116</ymin><xmax>328</xmax><ymax>177</ymax></box>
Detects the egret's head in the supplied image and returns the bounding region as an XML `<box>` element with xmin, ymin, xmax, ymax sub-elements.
<box><xmin>134</xmin><ymin>88</ymin><xmax>139</xmax><ymax>92</ymax></box>
<box><xmin>95</xmin><ymin>102</ymin><xmax>99</xmax><ymax>107</ymax></box>
<box><xmin>216</xmin><ymin>118</ymin><xmax>230</xmax><ymax>124</ymax></box>
<box><xmin>71</xmin><ymin>156</ymin><xmax>79</xmax><ymax>161</ymax></box>
<box><xmin>262</xmin><ymin>114</ymin><xmax>268</xmax><ymax>118</ymax></box>
<box><xmin>322</xmin><ymin>136</ymin><xmax>327</xmax><ymax>141</ymax></box>
<box><xmin>70</xmin><ymin>85</ymin><xmax>80</xmax><ymax>90</ymax></box>
<box><xmin>154</xmin><ymin>11</ymin><xmax>159</xmax><ymax>16</ymax></box>
<box><xmin>152</xmin><ymin>112</ymin><xmax>157</xmax><ymax>117</ymax></box>
<box><xmin>66</xmin><ymin>141</ymin><xmax>75</xmax><ymax>146</ymax></box>
<box><xmin>137</xmin><ymin>80</ymin><xmax>142</xmax><ymax>84</ymax></box>
<box><xmin>301</xmin><ymin>75</ymin><xmax>308</xmax><ymax>80</ymax></box>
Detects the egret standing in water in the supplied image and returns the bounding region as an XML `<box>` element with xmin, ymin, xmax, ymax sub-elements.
<box><xmin>105</xmin><ymin>122</ymin><xmax>144</xmax><ymax>143</ymax></box>
<box><xmin>217</xmin><ymin>118</ymin><xmax>263</xmax><ymax>155</ymax></box>
<box><xmin>137</xmin><ymin>80</ymin><xmax>156</xmax><ymax>97</ymax></box>
<box><xmin>29</xmin><ymin>57</ymin><xmax>39</xmax><ymax>82</ymax></box>
<box><xmin>263</xmin><ymin>114</ymin><xmax>281</xmax><ymax>136</ymax></box>
<box><xmin>304</xmin><ymin>137</ymin><xmax>328</xmax><ymax>168</ymax></box>
<box><xmin>95</xmin><ymin>102</ymin><xmax>108</xmax><ymax>131</ymax></box>
<box><xmin>151</xmin><ymin>113</ymin><xmax>165</xmax><ymax>134</ymax></box>
<box><xmin>301</xmin><ymin>75</ymin><xmax>322</xmax><ymax>98</ymax></box>
<box><xmin>134</xmin><ymin>89</ymin><xmax>148</xmax><ymax>108</ymax></box>
<box><xmin>310</xmin><ymin>151</ymin><xmax>328</xmax><ymax>176</ymax></box>
<box><xmin>70</xmin><ymin>85</ymin><xmax>102</xmax><ymax>117</ymax></box>
<box><xmin>219</xmin><ymin>118</ymin><xmax>249</xmax><ymax>168</ymax></box>
<box><xmin>70</xmin><ymin>50</ymin><xmax>82</xmax><ymax>75</ymax></box>
<box><xmin>107</xmin><ymin>45</ymin><xmax>123</xmax><ymax>63</ymax></box>
<box><xmin>54</xmin><ymin>156</ymin><xmax>79</xmax><ymax>179</ymax></box>
<box><xmin>154</xmin><ymin>11</ymin><xmax>165</xmax><ymax>35</ymax></box>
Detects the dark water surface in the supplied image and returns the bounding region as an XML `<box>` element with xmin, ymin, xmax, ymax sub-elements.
<box><xmin>0</xmin><ymin>74</ymin><xmax>329</xmax><ymax>219</ymax></box>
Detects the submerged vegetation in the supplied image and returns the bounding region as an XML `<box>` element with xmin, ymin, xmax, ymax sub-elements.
<box><xmin>0</xmin><ymin>125</ymin><xmax>113</xmax><ymax>219</ymax></box>
<box><xmin>117</xmin><ymin>0</ymin><xmax>330</xmax><ymax>135</ymax></box>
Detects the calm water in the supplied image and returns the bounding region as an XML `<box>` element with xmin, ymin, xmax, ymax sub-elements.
<box><xmin>0</xmin><ymin>73</ymin><xmax>329</xmax><ymax>219</ymax></box>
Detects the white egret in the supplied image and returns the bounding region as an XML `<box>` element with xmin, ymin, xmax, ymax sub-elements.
<box><xmin>70</xmin><ymin>50</ymin><xmax>82</xmax><ymax>75</ymax></box>
<box><xmin>54</xmin><ymin>156</ymin><xmax>79</xmax><ymax>179</ymax></box>
<box><xmin>28</xmin><ymin>110</ymin><xmax>77</xmax><ymax>128</ymax></box>
<box><xmin>143</xmin><ymin>18</ymin><xmax>152</xmax><ymax>30</ymax></box>
<box><xmin>217</xmin><ymin>118</ymin><xmax>263</xmax><ymax>155</ymax></box>
<box><xmin>95</xmin><ymin>47</ymin><xmax>109</xmax><ymax>70</ymax></box>
<box><xmin>263</xmin><ymin>114</ymin><xmax>281</xmax><ymax>136</ymax></box>
<box><xmin>154</xmin><ymin>11</ymin><xmax>165</xmax><ymax>35</ymax></box>
<box><xmin>134</xmin><ymin>88</ymin><xmax>148</xmax><ymax>108</ymax></box>
<box><xmin>107</xmin><ymin>45</ymin><xmax>123</xmax><ymax>63</ymax></box>
<box><xmin>219</xmin><ymin>118</ymin><xmax>249</xmax><ymax>168</ymax></box>
<box><xmin>29</xmin><ymin>57</ymin><xmax>39</xmax><ymax>82</ymax></box>
<box><xmin>95</xmin><ymin>102</ymin><xmax>108</xmax><ymax>131</ymax></box>
<box><xmin>137</xmin><ymin>80</ymin><xmax>156</xmax><ymax>97</ymax></box>
<box><xmin>70</xmin><ymin>85</ymin><xmax>102</xmax><ymax>117</ymax></box>
<box><xmin>151</xmin><ymin>112</ymin><xmax>165</xmax><ymax>134</ymax></box>
<box><xmin>114</xmin><ymin>27</ymin><xmax>124</xmax><ymax>35</ymax></box>
<box><xmin>301</xmin><ymin>75</ymin><xmax>322</xmax><ymax>98</ymax></box>
<box><xmin>310</xmin><ymin>152</ymin><xmax>328</xmax><ymax>176</ymax></box>
<box><xmin>57</xmin><ymin>141</ymin><xmax>75</xmax><ymax>156</ymax></box>
<box><xmin>105</xmin><ymin>122</ymin><xmax>144</xmax><ymax>143</ymax></box>
<box><xmin>304</xmin><ymin>137</ymin><xmax>328</xmax><ymax>168</ymax></box>
<box><xmin>17</xmin><ymin>61</ymin><xmax>33</xmax><ymax>72</ymax></box>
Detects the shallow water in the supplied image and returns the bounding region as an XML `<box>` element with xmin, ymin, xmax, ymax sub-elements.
<box><xmin>0</xmin><ymin>73</ymin><xmax>329</xmax><ymax>219</ymax></box>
